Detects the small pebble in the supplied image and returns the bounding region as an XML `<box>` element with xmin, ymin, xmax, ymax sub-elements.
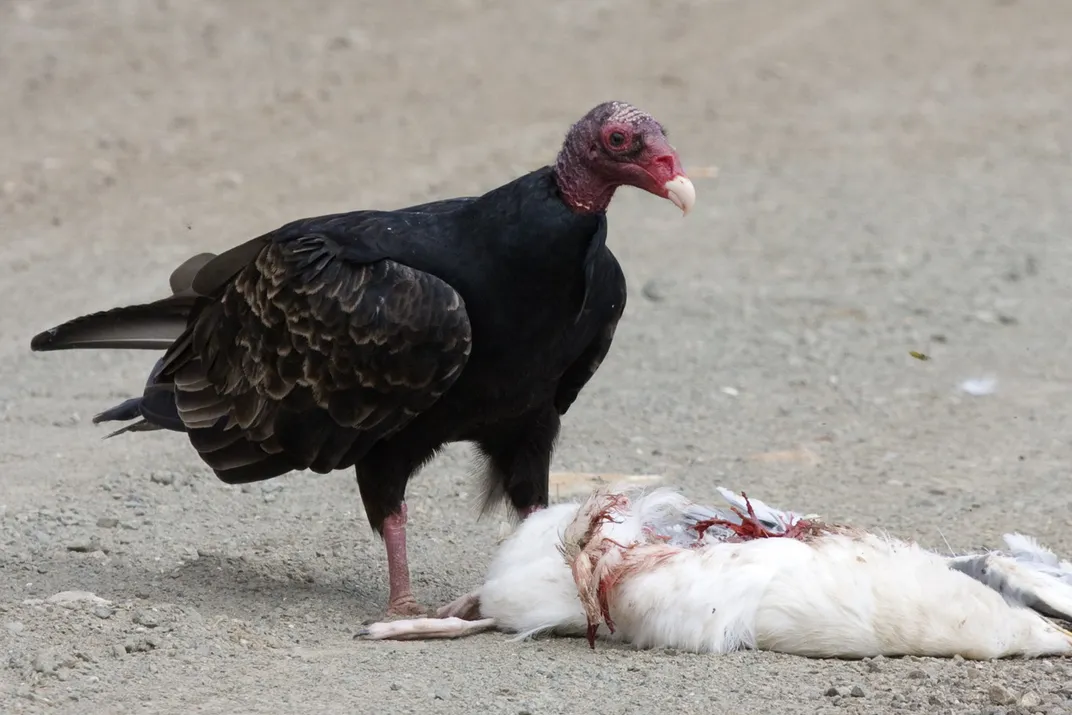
<box><xmin>150</xmin><ymin>472</ymin><xmax>175</xmax><ymax>486</ymax></box>
<box><xmin>133</xmin><ymin>610</ymin><xmax>159</xmax><ymax>628</ymax></box>
<box><xmin>641</xmin><ymin>279</ymin><xmax>667</xmax><ymax>302</ymax></box>
<box><xmin>96</xmin><ymin>517</ymin><xmax>119</xmax><ymax>528</ymax></box>
<box><xmin>47</xmin><ymin>590</ymin><xmax>108</xmax><ymax>607</ymax></box>
<box><xmin>75</xmin><ymin>649</ymin><xmax>98</xmax><ymax>664</ymax></box>
<box><xmin>850</xmin><ymin>685</ymin><xmax>866</xmax><ymax>698</ymax></box>
<box><xmin>866</xmin><ymin>655</ymin><xmax>884</xmax><ymax>672</ymax></box>
<box><xmin>92</xmin><ymin>606</ymin><xmax>114</xmax><ymax>619</ymax></box>
<box><xmin>66</xmin><ymin>539</ymin><xmax>97</xmax><ymax>553</ymax></box>
<box><xmin>124</xmin><ymin>637</ymin><xmax>158</xmax><ymax>653</ymax></box>
<box><xmin>32</xmin><ymin>649</ymin><xmax>75</xmax><ymax>674</ymax></box>
<box><xmin>823</xmin><ymin>686</ymin><xmax>839</xmax><ymax>697</ymax></box>
<box><xmin>907</xmin><ymin>668</ymin><xmax>928</xmax><ymax>680</ymax></box>
<box><xmin>1019</xmin><ymin>691</ymin><xmax>1041</xmax><ymax>709</ymax></box>
<box><xmin>989</xmin><ymin>684</ymin><xmax>1018</xmax><ymax>706</ymax></box>
<box><xmin>5</xmin><ymin>620</ymin><xmax>25</xmax><ymax>635</ymax></box>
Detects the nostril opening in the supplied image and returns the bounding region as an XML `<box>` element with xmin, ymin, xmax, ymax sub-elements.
<box><xmin>653</xmin><ymin>154</ymin><xmax>675</xmax><ymax>175</ymax></box>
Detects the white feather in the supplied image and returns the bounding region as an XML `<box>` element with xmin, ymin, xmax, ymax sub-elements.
<box><xmin>478</xmin><ymin>503</ymin><xmax>591</xmax><ymax>640</ymax></box>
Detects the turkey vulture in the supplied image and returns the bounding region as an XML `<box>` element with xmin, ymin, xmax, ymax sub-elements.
<box><xmin>359</xmin><ymin>484</ymin><xmax>1072</xmax><ymax>660</ymax></box>
<box><xmin>29</xmin><ymin>101</ymin><xmax>697</xmax><ymax>617</ymax></box>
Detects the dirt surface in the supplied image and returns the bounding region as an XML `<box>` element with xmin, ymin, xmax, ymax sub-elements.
<box><xmin>3</xmin><ymin>0</ymin><xmax>1072</xmax><ymax>712</ymax></box>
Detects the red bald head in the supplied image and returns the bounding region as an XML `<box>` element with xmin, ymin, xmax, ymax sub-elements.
<box><xmin>554</xmin><ymin>101</ymin><xmax>696</xmax><ymax>216</ymax></box>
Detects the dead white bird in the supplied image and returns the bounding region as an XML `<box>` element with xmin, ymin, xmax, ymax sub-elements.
<box><xmin>358</xmin><ymin>485</ymin><xmax>1072</xmax><ymax>660</ymax></box>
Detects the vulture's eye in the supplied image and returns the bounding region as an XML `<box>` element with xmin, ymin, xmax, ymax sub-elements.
<box><xmin>608</xmin><ymin>131</ymin><xmax>626</xmax><ymax>148</ymax></box>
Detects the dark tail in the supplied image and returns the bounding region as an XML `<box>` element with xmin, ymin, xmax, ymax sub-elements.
<box><xmin>30</xmin><ymin>251</ymin><xmax>221</xmax><ymax>439</ymax></box>
<box><xmin>90</xmin><ymin>356</ymin><xmax>189</xmax><ymax>438</ymax></box>
<box><xmin>29</xmin><ymin>294</ymin><xmax>198</xmax><ymax>352</ymax></box>
<box><xmin>30</xmin><ymin>296</ymin><xmax>197</xmax><ymax>437</ymax></box>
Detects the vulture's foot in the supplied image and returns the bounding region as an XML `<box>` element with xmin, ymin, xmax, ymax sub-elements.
<box><xmin>386</xmin><ymin>594</ymin><xmax>427</xmax><ymax>618</ymax></box>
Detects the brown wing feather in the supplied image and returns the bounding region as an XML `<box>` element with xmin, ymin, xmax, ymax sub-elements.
<box><xmin>159</xmin><ymin>234</ymin><xmax>472</xmax><ymax>480</ymax></box>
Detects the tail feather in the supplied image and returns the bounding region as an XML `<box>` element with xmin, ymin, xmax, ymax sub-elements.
<box><xmin>101</xmin><ymin>419</ymin><xmax>163</xmax><ymax>439</ymax></box>
<box><xmin>89</xmin><ymin>355</ymin><xmax>188</xmax><ymax>438</ymax></box>
<box><xmin>30</xmin><ymin>295</ymin><xmax>197</xmax><ymax>352</ymax></box>
<box><xmin>92</xmin><ymin>396</ymin><xmax>143</xmax><ymax>424</ymax></box>
<box><xmin>949</xmin><ymin>536</ymin><xmax>1072</xmax><ymax>624</ymax></box>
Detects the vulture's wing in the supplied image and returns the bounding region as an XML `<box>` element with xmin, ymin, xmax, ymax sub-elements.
<box><xmin>158</xmin><ymin>230</ymin><xmax>473</xmax><ymax>483</ymax></box>
<box><xmin>553</xmin><ymin>219</ymin><xmax>627</xmax><ymax>415</ymax></box>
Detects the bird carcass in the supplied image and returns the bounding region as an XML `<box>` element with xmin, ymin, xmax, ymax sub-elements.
<box><xmin>358</xmin><ymin>485</ymin><xmax>1072</xmax><ymax>660</ymax></box>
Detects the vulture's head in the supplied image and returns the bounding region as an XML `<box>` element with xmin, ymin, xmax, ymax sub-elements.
<box><xmin>555</xmin><ymin>101</ymin><xmax>696</xmax><ymax>216</ymax></box>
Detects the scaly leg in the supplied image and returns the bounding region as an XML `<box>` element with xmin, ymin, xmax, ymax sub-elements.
<box><xmin>383</xmin><ymin>503</ymin><xmax>424</xmax><ymax>617</ymax></box>
<box><xmin>357</xmin><ymin>616</ymin><xmax>498</xmax><ymax>641</ymax></box>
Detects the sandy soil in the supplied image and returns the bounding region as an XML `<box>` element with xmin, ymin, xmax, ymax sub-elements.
<box><xmin>3</xmin><ymin>0</ymin><xmax>1072</xmax><ymax>713</ymax></box>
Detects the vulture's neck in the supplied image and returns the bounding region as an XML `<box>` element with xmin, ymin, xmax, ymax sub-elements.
<box><xmin>553</xmin><ymin>148</ymin><xmax>614</xmax><ymax>215</ymax></box>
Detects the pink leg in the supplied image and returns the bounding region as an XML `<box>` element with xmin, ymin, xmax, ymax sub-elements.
<box><xmin>383</xmin><ymin>503</ymin><xmax>424</xmax><ymax>617</ymax></box>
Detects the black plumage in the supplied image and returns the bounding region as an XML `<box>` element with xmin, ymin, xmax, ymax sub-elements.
<box><xmin>29</xmin><ymin>101</ymin><xmax>695</xmax><ymax>615</ymax></box>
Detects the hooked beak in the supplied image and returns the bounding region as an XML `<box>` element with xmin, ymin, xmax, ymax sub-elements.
<box><xmin>644</xmin><ymin>136</ymin><xmax>696</xmax><ymax>217</ymax></box>
<box><xmin>664</xmin><ymin>175</ymin><xmax>696</xmax><ymax>216</ymax></box>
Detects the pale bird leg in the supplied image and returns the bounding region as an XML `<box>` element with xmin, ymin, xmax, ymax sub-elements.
<box><xmin>356</xmin><ymin>617</ymin><xmax>497</xmax><ymax>641</ymax></box>
<box><xmin>383</xmin><ymin>503</ymin><xmax>425</xmax><ymax>617</ymax></box>
<box><xmin>435</xmin><ymin>590</ymin><xmax>482</xmax><ymax>619</ymax></box>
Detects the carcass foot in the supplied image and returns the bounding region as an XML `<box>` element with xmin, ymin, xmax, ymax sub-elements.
<box><xmin>356</xmin><ymin>616</ymin><xmax>498</xmax><ymax>641</ymax></box>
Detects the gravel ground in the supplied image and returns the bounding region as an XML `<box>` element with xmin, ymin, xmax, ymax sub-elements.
<box><xmin>3</xmin><ymin>1</ymin><xmax>1072</xmax><ymax>713</ymax></box>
